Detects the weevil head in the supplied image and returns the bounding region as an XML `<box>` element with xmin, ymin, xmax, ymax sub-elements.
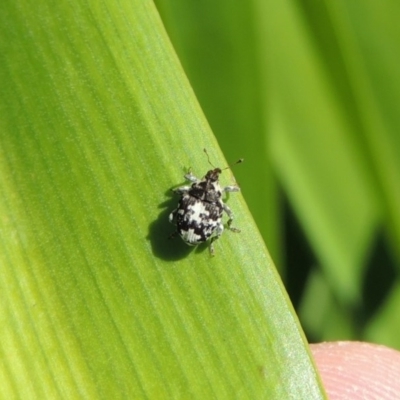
<box><xmin>204</xmin><ymin>168</ymin><xmax>222</xmax><ymax>182</ymax></box>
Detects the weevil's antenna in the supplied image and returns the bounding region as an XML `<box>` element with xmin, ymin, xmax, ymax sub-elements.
<box><xmin>222</xmin><ymin>157</ymin><xmax>244</xmax><ymax>171</ymax></box>
<box><xmin>203</xmin><ymin>148</ymin><xmax>244</xmax><ymax>170</ymax></box>
<box><xmin>203</xmin><ymin>148</ymin><xmax>215</xmax><ymax>168</ymax></box>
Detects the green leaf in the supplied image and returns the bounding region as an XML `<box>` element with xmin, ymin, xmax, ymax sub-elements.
<box><xmin>0</xmin><ymin>0</ymin><xmax>325</xmax><ymax>398</ymax></box>
<box><xmin>263</xmin><ymin>0</ymin><xmax>400</xmax><ymax>341</ymax></box>
<box><xmin>262</xmin><ymin>0</ymin><xmax>379</xmax><ymax>306</ymax></box>
<box><xmin>365</xmin><ymin>281</ymin><xmax>400</xmax><ymax>348</ymax></box>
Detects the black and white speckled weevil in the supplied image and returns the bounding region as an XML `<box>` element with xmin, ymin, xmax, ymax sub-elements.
<box><xmin>169</xmin><ymin>149</ymin><xmax>243</xmax><ymax>256</ymax></box>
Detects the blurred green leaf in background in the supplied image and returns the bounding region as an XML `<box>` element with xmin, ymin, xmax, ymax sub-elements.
<box><xmin>155</xmin><ymin>0</ymin><xmax>400</xmax><ymax>350</ymax></box>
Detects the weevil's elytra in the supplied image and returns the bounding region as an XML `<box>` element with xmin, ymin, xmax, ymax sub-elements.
<box><xmin>169</xmin><ymin>150</ymin><xmax>242</xmax><ymax>256</ymax></box>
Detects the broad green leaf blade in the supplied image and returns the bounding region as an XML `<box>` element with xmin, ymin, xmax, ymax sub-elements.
<box><xmin>0</xmin><ymin>0</ymin><xmax>326</xmax><ymax>399</ymax></box>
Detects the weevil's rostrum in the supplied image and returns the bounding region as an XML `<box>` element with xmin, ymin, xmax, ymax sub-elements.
<box><xmin>169</xmin><ymin>151</ymin><xmax>242</xmax><ymax>256</ymax></box>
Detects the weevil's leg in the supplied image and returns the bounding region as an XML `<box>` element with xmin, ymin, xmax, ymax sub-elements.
<box><xmin>223</xmin><ymin>203</ymin><xmax>240</xmax><ymax>232</ymax></box>
<box><xmin>172</xmin><ymin>171</ymin><xmax>199</xmax><ymax>193</ymax></box>
<box><xmin>184</xmin><ymin>170</ymin><xmax>200</xmax><ymax>183</ymax></box>
<box><xmin>209</xmin><ymin>239</ymin><xmax>216</xmax><ymax>256</ymax></box>
<box><xmin>168</xmin><ymin>212</ymin><xmax>179</xmax><ymax>239</ymax></box>
<box><xmin>168</xmin><ymin>208</ymin><xmax>179</xmax><ymax>239</ymax></box>
<box><xmin>169</xmin><ymin>208</ymin><xmax>178</xmax><ymax>224</ymax></box>
<box><xmin>223</xmin><ymin>185</ymin><xmax>240</xmax><ymax>193</ymax></box>
<box><xmin>168</xmin><ymin>231</ymin><xmax>178</xmax><ymax>240</ymax></box>
<box><xmin>172</xmin><ymin>186</ymin><xmax>191</xmax><ymax>195</ymax></box>
<box><xmin>209</xmin><ymin>222</ymin><xmax>224</xmax><ymax>256</ymax></box>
